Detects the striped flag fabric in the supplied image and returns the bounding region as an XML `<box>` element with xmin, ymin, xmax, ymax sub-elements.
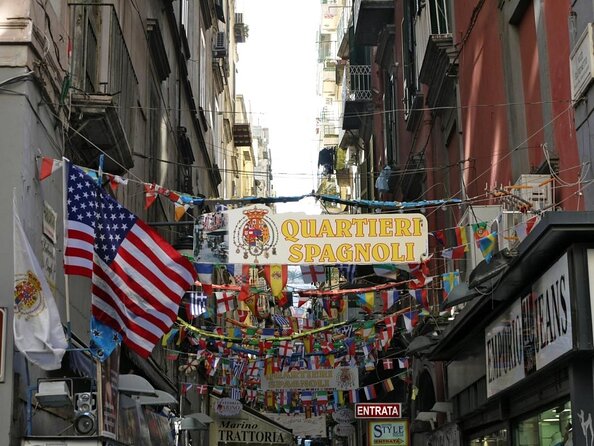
<box><xmin>382</xmin><ymin>378</ymin><xmax>395</xmax><ymax>392</ymax></box>
<box><xmin>402</xmin><ymin>311</ymin><xmax>419</xmax><ymax>333</ymax></box>
<box><xmin>263</xmin><ymin>264</ymin><xmax>288</xmax><ymax>298</ymax></box>
<box><xmin>338</xmin><ymin>264</ymin><xmax>357</xmax><ymax>283</ymax></box>
<box><xmin>185</xmin><ymin>293</ymin><xmax>205</xmax><ymax>318</ymax></box>
<box><xmin>316</xmin><ymin>390</ymin><xmax>328</xmax><ymax>404</ymax></box>
<box><xmin>230</xmin><ymin>387</ymin><xmax>241</xmax><ymax>400</ymax></box>
<box><xmin>364</xmin><ymin>384</ymin><xmax>377</xmax><ymax>401</ymax></box>
<box><xmin>409</xmin><ymin>288</ymin><xmax>430</xmax><ymax>311</ymax></box>
<box><xmin>195</xmin><ymin>263</ymin><xmax>213</xmax><ymax>284</ymax></box>
<box><xmin>515</xmin><ymin>216</ymin><xmax>538</xmax><ymax>240</ymax></box>
<box><xmin>441</xmin><ymin>245</ymin><xmax>466</xmax><ymax>260</ymax></box>
<box><xmin>301</xmin><ymin>391</ymin><xmax>313</xmax><ymax>405</ymax></box>
<box><xmin>373</xmin><ymin>264</ymin><xmax>399</xmax><ymax>279</ymax></box>
<box><xmin>380</xmin><ymin>289</ymin><xmax>399</xmax><ymax>312</ymax></box>
<box><xmin>398</xmin><ymin>357</ymin><xmax>410</xmax><ymax>368</ymax></box>
<box><xmin>63</xmin><ymin>163</ymin><xmax>196</xmax><ymax>358</ymax></box>
<box><xmin>348</xmin><ymin>389</ymin><xmax>360</xmax><ymax>404</ymax></box>
<box><xmin>336</xmin><ymin>324</ymin><xmax>354</xmax><ymax>339</ymax></box>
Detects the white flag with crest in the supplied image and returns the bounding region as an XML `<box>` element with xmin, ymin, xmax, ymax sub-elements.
<box><xmin>13</xmin><ymin>208</ymin><xmax>67</xmax><ymax>370</ymax></box>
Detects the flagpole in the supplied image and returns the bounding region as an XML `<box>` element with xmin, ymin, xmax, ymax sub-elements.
<box><xmin>62</xmin><ymin>157</ymin><xmax>72</xmax><ymax>347</ymax></box>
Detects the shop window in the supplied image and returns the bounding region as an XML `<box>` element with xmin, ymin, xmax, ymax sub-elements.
<box><xmin>469</xmin><ymin>429</ymin><xmax>508</xmax><ymax>446</ymax></box>
<box><xmin>515</xmin><ymin>402</ymin><xmax>572</xmax><ymax>446</ymax></box>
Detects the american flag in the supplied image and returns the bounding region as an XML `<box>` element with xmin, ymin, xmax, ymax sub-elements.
<box><xmin>63</xmin><ymin>163</ymin><xmax>196</xmax><ymax>358</ymax></box>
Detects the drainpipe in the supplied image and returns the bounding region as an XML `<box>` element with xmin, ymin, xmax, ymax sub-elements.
<box><xmin>454</xmin><ymin>79</ymin><xmax>467</xmax><ymax>210</ymax></box>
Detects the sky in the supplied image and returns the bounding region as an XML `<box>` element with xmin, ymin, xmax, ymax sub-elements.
<box><xmin>235</xmin><ymin>0</ymin><xmax>322</xmax><ymax>214</ymax></box>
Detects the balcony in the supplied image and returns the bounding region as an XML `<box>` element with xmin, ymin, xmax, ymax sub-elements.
<box><xmin>68</xmin><ymin>93</ymin><xmax>133</xmax><ymax>174</ymax></box>
<box><xmin>341</xmin><ymin>65</ymin><xmax>372</xmax><ymax>130</ymax></box>
<box><xmin>353</xmin><ymin>0</ymin><xmax>394</xmax><ymax>46</ymax></box>
<box><xmin>336</xmin><ymin>2</ymin><xmax>352</xmax><ymax>58</ymax></box>
<box><xmin>418</xmin><ymin>34</ymin><xmax>457</xmax><ymax>109</ymax></box>
<box><xmin>67</xmin><ymin>4</ymin><xmax>138</xmax><ymax>173</ymax></box>
<box><xmin>234</xmin><ymin>13</ymin><xmax>249</xmax><ymax>43</ymax></box>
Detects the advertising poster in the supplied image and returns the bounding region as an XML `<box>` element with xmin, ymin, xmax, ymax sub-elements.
<box><xmin>98</xmin><ymin>345</ymin><xmax>120</xmax><ymax>438</ymax></box>
<box><xmin>368</xmin><ymin>420</ymin><xmax>409</xmax><ymax>446</ymax></box>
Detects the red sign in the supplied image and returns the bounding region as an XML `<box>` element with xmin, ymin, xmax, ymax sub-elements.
<box><xmin>355</xmin><ymin>403</ymin><xmax>401</xmax><ymax>419</ymax></box>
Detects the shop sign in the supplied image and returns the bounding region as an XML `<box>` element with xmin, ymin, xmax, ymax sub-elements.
<box><xmin>214</xmin><ymin>398</ymin><xmax>242</xmax><ymax>417</ymax></box>
<box><xmin>368</xmin><ymin>420</ymin><xmax>409</xmax><ymax>446</ymax></box>
<box><xmin>216</xmin><ymin>419</ymin><xmax>291</xmax><ymax>444</ymax></box>
<box><xmin>332</xmin><ymin>408</ymin><xmax>355</xmax><ymax>423</ymax></box>
<box><xmin>334</xmin><ymin>423</ymin><xmax>355</xmax><ymax>437</ymax></box>
<box><xmin>570</xmin><ymin>23</ymin><xmax>594</xmax><ymax>101</ymax></box>
<box><xmin>261</xmin><ymin>366</ymin><xmax>358</xmax><ymax>391</ymax></box>
<box><xmin>485</xmin><ymin>253</ymin><xmax>572</xmax><ymax>397</ymax></box>
<box><xmin>42</xmin><ymin>201</ymin><xmax>57</xmax><ymax>244</ymax></box>
<box><xmin>355</xmin><ymin>403</ymin><xmax>401</xmax><ymax>419</ymax></box>
<box><xmin>227</xmin><ymin>206</ymin><xmax>427</xmax><ymax>265</ymax></box>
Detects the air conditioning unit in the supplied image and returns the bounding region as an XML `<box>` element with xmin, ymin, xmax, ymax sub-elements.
<box><xmin>213</xmin><ymin>31</ymin><xmax>228</xmax><ymax>58</ymax></box>
<box><xmin>73</xmin><ymin>392</ymin><xmax>97</xmax><ymax>436</ymax></box>
<box><xmin>509</xmin><ymin>174</ymin><xmax>554</xmax><ymax>212</ymax></box>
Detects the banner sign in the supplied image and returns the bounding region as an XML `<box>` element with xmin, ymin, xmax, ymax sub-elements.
<box><xmin>356</xmin><ymin>403</ymin><xmax>401</xmax><ymax>419</ymax></box>
<box><xmin>266</xmin><ymin>413</ymin><xmax>327</xmax><ymax>438</ymax></box>
<box><xmin>260</xmin><ymin>367</ymin><xmax>359</xmax><ymax>391</ymax></box>
<box><xmin>485</xmin><ymin>253</ymin><xmax>573</xmax><ymax>397</ymax></box>
<box><xmin>368</xmin><ymin>420</ymin><xmax>409</xmax><ymax>446</ymax></box>
<box><xmin>227</xmin><ymin>206</ymin><xmax>428</xmax><ymax>265</ymax></box>
<box><xmin>214</xmin><ymin>398</ymin><xmax>243</xmax><ymax>417</ymax></box>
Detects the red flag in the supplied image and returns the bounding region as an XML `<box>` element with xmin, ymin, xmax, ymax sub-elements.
<box><xmin>236</xmin><ymin>309</ymin><xmax>249</xmax><ymax>323</ymax></box>
<box><xmin>382</xmin><ymin>358</ymin><xmax>394</xmax><ymax>370</ymax></box>
<box><xmin>144</xmin><ymin>183</ymin><xmax>158</xmax><ymax>209</ymax></box>
<box><xmin>39</xmin><ymin>157</ymin><xmax>62</xmax><ymax>181</ymax></box>
<box><xmin>442</xmin><ymin>245</ymin><xmax>466</xmax><ymax>260</ymax></box>
<box><xmin>64</xmin><ymin>163</ymin><xmax>196</xmax><ymax>358</ymax></box>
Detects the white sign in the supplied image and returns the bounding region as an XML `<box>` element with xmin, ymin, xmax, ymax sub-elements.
<box><xmin>42</xmin><ymin>201</ymin><xmax>58</xmax><ymax>244</ymax></box>
<box><xmin>227</xmin><ymin>206</ymin><xmax>428</xmax><ymax>265</ymax></box>
<box><xmin>260</xmin><ymin>367</ymin><xmax>359</xmax><ymax>391</ymax></box>
<box><xmin>332</xmin><ymin>408</ymin><xmax>355</xmax><ymax>424</ymax></box>
<box><xmin>214</xmin><ymin>398</ymin><xmax>242</xmax><ymax>417</ymax></box>
<box><xmin>266</xmin><ymin>413</ymin><xmax>327</xmax><ymax>438</ymax></box>
<box><xmin>570</xmin><ymin>23</ymin><xmax>594</xmax><ymax>101</ymax></box>
<box><xmin>210</xmin><ymin>396</ymin><xmax>293</xmax><ymax>445</ymax></box>
<box><xmin>486</xmin><ymin>253</ymin><xmax>573</xmax><ymax>397</ymax></box>
<box><xmin>368</xmin><ymin>420</ymin><xmax>409</xmax><ymax>446</ymax></box>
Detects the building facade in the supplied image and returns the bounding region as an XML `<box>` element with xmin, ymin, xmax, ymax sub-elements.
<box><xmin>0</xmin><ymin>0</ymin><xmax>250</xmax><ymax>444</ymax></box>
<box><xmin>318</xmin><ymin>0</ymin><xmax>594</xmax><ymax>445</ymax></box>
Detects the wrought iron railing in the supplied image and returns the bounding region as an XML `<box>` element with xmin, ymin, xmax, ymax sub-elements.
<box><xmin>343</xmin><ymin>64</ymin><xmax>371</xmax><ymax>101</ymax></box>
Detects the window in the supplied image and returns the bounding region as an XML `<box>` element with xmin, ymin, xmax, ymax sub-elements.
<box><xmin>428</xmin><ymin>0</ymin><xmax>451</xmax><ymax>35</ymax></box>
<box><xmin>514</xmin><ymin>402</ymin><xmax>572</xmax><ymax>446</ymax></box>
<box><xmin>469</xmin><ymin>429</ymin><xmax>508</xmax><ymax>446</ymax></box>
